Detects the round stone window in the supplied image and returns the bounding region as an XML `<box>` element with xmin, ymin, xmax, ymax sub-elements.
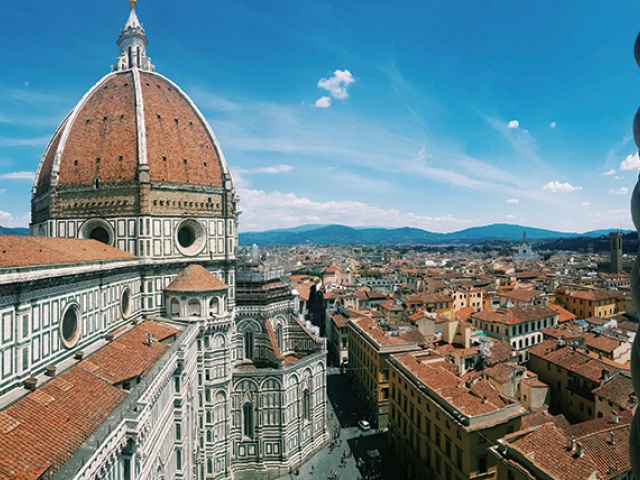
<box><xmin>79</xmin><ymin>218</ymin><xmax>114</xmax><ymax>246</ymax></box>
<box><xmin>121</xmin><ymin>287</ymin><xmax>132</xmax><ymax>319</ymax></box>
<box><xmin>175</xmin><ymin>219</ymin><xmax>206</xmax><ymax>256</ymax></box>
<box><xmin>60</xmin><ymin>304</ymin><xmax>81</xmax><ymax>349</ymax></box>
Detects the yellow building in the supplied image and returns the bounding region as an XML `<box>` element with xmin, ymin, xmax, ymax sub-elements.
<box><xmin>527</xmin><ymin>340</ymin><xmax>625</xmax><ymax>423</ymax></box>
<box><xmin>387</xmin><ymin>351</ymin><xmax>525</xmax><ymax>480</ymax></box>
<box><xmin>347</xmin><ymin>312</ymin><xmax>427</xmax><ymax>428</ymax></box>
<box><xmin>403</xmin><ymin>292</ymin><xmax>455</xmax><ymax>319</ymax></box>
<box><xmin>555</xmin><ymin>287</ymin><xmax>624</xmax><ymax>318</ymax></box>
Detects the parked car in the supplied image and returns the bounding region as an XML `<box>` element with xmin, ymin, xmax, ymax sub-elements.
<box><xmin>358</xmin><ymin>419</ymin><xmax>371</xmax><ymax>431</ymax></box>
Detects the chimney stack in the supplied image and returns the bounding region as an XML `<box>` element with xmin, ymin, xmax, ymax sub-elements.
<box><xmin>611</xmin><ymin>411</ymin><xmax>619</xmax><ymax>424</ymax></box>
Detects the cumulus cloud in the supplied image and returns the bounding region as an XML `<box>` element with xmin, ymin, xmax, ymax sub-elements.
<box><xmin>542</xmin><ymin>181</ymin><xmax>582</xmax><ymax>193</ymax></box>
<box><xmin>238</xmin><ymin>189</ymin><xmax>471</xmax><ymax>233</ymax></box>
<box><xmin>0</xmin><ymin>211</ymin><xmax>13</xmax><ymax>221</ymax></box>
<box><xmin>0</xmin><ymin>171</ymin><xmax>35</xmax><ymax>180</ymax></box>
<box><xmin>580</xmin><ymin>202</ymin><xmax>591</xmax><ymax>207</ymax></box>
<box><xmin>506</xmin><ymin>198</ymin><xmax>520</xmax><ymax>204</ymax></box>
<box><xmin>550</xmin><ymin>121</ymin><xmax>557</xmax><ymax>128</ymax></box>
<box><xmin>318</xmin><ymin>69</ymin><xmax>355</xmax><ymax>99</ymax></box>
<box><xmin>315</xmin><ymin>69</ymin><xmax>355</xmax><ymax>107</ymax></box>
<box><xmin>314</xmin><ymin>96</ymin><xmax>331</xmax><ymax>108</ymax></box>
<box><xmin>602</xmin><ymin>169</ymin><xmax>616</xmax><ymax>176</ymax></box>
<box><xmin>621</xmin><ymin>152</ymin><xmax>640</xmax><ymax>171</ymax></box>
<box><xmin>508</xmin><ymin>120</ymin><xmax>519</xmax><ymax>129</ymax></box>
<box><xmin>612</xmin><ymin>186</ymin><xmax>629</xmax><ymax>195</ymax></box>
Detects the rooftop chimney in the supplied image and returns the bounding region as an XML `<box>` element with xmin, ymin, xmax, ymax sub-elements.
<box><xmin>610</xmin><ymin>411</ymin><xmax>619</xmax><ymax>424</ymax></box>
<box><xmin>610</xmin><ymin>431</ymin><xmax>616</xmax><ymax>445</ymax></box>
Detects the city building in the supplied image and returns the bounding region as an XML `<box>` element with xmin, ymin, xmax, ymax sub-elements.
<box><xmin>0</xmin><ymin>4</ymin><xmax>327</xmax><ymax>479</ymax></box>
<box><xmin>347</xmin><ymin>311</ymin><xmax>427</xmax><ymax>429</ymax></box>
<box><xmin>490</xmin><ymin>411</ymin><xmax>633</xmax><ymax>480</ymax></box>
<box><xmin>555</xmin><ymin>287</ymin><xmax>625</xmax><ymax>319</ymax></box>
<box><xmin>471</xmin><ymin>305</ymin><xmax>559</xmax><ymax>356</ymax></box>
<box><xmin>527</xmin><ymin>340</ymin><xmax>630</xmax><ymax>424</ymax></box>
<box><xmin>387</xmin><ymin>350</ymin><xmax>526</xmax><ymax>480</ymax></box>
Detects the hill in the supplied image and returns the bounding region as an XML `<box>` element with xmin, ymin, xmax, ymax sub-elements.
<box><xmin>238</xmin><ymin>223</ymin><xmax>632</xmax><ymax>247</ymax></box>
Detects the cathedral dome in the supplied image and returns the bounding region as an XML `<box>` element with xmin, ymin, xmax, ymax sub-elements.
<box><xmin>31</xmin><ymin>4</ymin><xmax>235</xmax><ymax>233</ymax></box>
<box><xmin>33</xmin><ymin>70</ymin><xmax>226</xmax><ymax>197</ymax></box>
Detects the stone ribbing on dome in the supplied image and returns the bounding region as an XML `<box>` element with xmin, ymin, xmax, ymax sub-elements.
<box><xmin>140</xmin><ymin>72</ymin><xmax>223</xmax><ymax>185</ymax></box>
<box><xmin>58</xmin><ymin>72</ymin><xmax>138</xmax><ymax>187</ymax></box>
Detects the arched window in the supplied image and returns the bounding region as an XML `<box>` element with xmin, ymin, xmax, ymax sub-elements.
<box><xmin>242</xmin><ymin>403</ymin><xmax>253</xmax><ymax>438</ymax></box>
<box><xmin>244</xmin><ymin>331</ymin><xmax>254</xmax><ymax>360</ymax></box>
<box><xmin>303</xmin><ymin>388</ymin><xmax>311</xmax><ymax>421</ymax></box>
<box><xmin>210</xmin><ymin>297</ymin><xmax>219</xmax><ymax>315</ymax></box>
<box><xmin>170</xmin><ymin>298</ymin><xmax>180</xmax><ymax>316</ymax></box>
<box><xmin>206</xmin><ymin>430</ymin><xmax>212</xmax><ymax>443</ymax></box>
<box><xmin>276</xmin><ymin>324</ymin><xmax>283</xmax><ymax>352</ymax></box>
<box><xmin>188</xmin><ymin>299</ymin><xmax>201</xmax><ymax>317</ymax></box>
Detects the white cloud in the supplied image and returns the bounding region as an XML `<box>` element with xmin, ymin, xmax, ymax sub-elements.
<box><xmin>506</xmin><ymin>214</ymin><xmax>516</xmax><ymax>219</ymax></box>
<box><xmin>238</xmin><ymin>188</ymin><xmax>471</xmax><ymax>233</ymax></box>
<box><xmin>235</xmin><ymin>164</ymin><xmax>293</xmax><ymax>175</ymax></box>
<box><xmin>317</xmin><ymin>69</ymin><xmax>355</xmax><ymax>100</ymax></box>
<box><xmin>314</xmin><ymin>96</ymin><xmax>331</xmax><ymax>108</ymax></box>
<box><xmin>549</xmin><ymin>121</ymin><xmax>556</xmax><ymax>128</ymax></box>
<box><xmin>542</xmin><ymin>181</ymin><xmax>582</xmax><ymax>193</ymax></box>
<box><xmin>580</xmin><ymin>202</ymin><xmax>591</xmax><ymax>207</ymax></box>
<box><xmin>621</xmin><ymin>152</ymin><xmax>640</xmax><ymax>171</ymax></box>
<box><xmin>602</xmin><ymin>169</ymin><xmax>616</xmax><ymax>176</ymax></box>
<box><xmin>612</xmin><ymin>186</ymin><xmax>629</xmax><ymax>195</ymax></box>
<box><xmin>0</xmin><ymin>171</ymin><xmax>35</xmax><ymax>180</ymax></box>
<box><xmin>506</xmin><ymin>198</ymin><xmax>520</xmax><ymax>204</ymax></box>
<box><xmin>0</xmin><ymin>211</ymin><xmax>13</xmax><ymax>221</ymax></box>
<box><xmin>508</xmin><ymin>120</ymin><xmax>519</xmax><ymax>129</ymax></box>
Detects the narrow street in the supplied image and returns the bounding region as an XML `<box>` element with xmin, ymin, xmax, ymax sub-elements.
<box><xmin>278</xmin><ymin>367</ymin><xmax>392</xmax><ymax>480</ymax></box>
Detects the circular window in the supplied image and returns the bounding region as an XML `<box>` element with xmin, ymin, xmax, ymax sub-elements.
<box><xmin>121</xmin><ymin>287</ymin><xmax>132</xmax><ymax>319</ymax></box>
<box><xmin>60</xmin><ymin>304</ymin><xmax>81</xmax><ymax>349</ymax></box>
<box><xmin>79</xmin><ymin>218</ymin><xmax>114</xmax><ymax>246</ymax></box>
<box><xmin>175</xmin><ymin>219</ymin><xmax>206</xmax><ymax>256</ymax></box>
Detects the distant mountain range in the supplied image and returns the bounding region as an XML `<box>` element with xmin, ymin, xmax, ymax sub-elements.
<box><xmin>0</xmin><ymin>226</ymin><xmax>29</xmax><ymax>236</ymax></box>
<box><xmin>0</xmin><ymin>223</ymin><xmax>630</xmax><ymax>248</ymax></box>
<box><xmin>238</xmin><ymin>223</ymin><xmax>633</xmax><ymax>246</ymax></box>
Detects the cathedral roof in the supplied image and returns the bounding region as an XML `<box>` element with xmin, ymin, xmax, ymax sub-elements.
<box><xmin>0</xmin><ymin>235</ymin><xmax>136</xmax><ymax>269</ymax></box>
<box><xmin>165</xmin><ymin>264</ymin><xmax>228</xmax><ymax>292</ymax></box>
<box><xmin>0</xmin><ymin>320</ymin><xmax>179</xmax><ymax>480</ymax></box>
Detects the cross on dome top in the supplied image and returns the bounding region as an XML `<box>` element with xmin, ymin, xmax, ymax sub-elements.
<box><xmin>113</xmin><ymin>0</ymin><xmax>155</xmax><ymax>72</ymax></box>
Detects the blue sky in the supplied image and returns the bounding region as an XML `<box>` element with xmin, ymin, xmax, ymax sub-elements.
<box><xmin>2</xmin><ymin>1</ymin><xmax>640</xmax><ymax>233</ymax></box>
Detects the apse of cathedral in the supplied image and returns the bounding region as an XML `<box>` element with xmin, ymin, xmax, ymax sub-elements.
<box><xmin>0</xmin><ymin>3</ymin><xmax>327</xmax><ymax>479</ymax></box>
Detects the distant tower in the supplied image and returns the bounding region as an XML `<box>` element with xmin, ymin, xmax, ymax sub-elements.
<box><xmin>610</xmin><ymin>231</ymin><xmax>623</xmax><ymax>273</ymax></box>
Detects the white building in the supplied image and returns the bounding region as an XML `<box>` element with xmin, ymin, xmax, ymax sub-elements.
<box><xmin>0</xmin><ymin>4</ymin><xmax>327</xmax><ymax>479</ymax></box>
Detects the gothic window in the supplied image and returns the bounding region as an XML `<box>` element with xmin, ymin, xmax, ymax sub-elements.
<box><xmin>276</xmin><ymin>323</ymin><xmax>283</xmax><ymax>352</ymax></box>
<box><xmin>244</xmin><ymin>331</ymin><xmax>254</xmax><ymax>360</ymax></box>
<box><xmin>303</xmin><ymin>388</ymin><xmax>311</xmax><ymax>421</ymax></box>
<box><xmin>242</xmin><ymin>403</ymin><xmax>253</xmax><ymax>438</ymax></box>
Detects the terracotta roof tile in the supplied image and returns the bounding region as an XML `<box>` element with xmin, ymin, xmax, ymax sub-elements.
<box><xmin>472</xmin><ymin>305</ymin><xmax>557</xmax><ymax>325</ymax></box>
<box><xmin>0</xmin><ymin>236</ymin><xmax>136</xmax><ymax>269</ymax></box>
<box><xmin>165</xmin><ymin>264</ymin><xmax>228</xmax><ymax>292</ymax></box>
<box><xmin>0</xmin><ymin>320</ymin><xmax>180</xmax><ymax>479</ymax></box>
